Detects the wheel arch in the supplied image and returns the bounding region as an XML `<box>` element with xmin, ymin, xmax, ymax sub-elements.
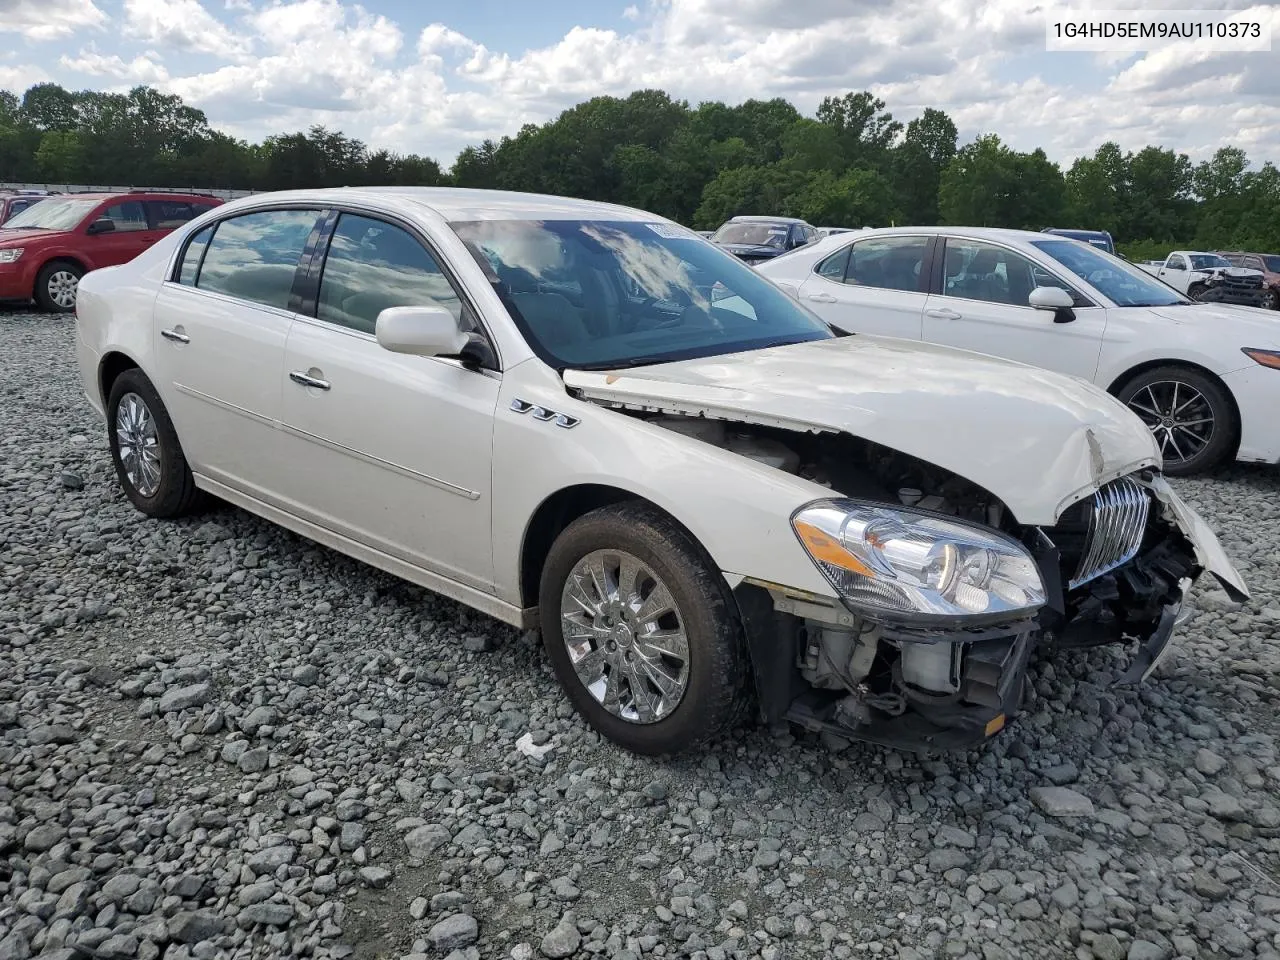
<box><xmin>98</xmin><ymin>351</ymin><xmax>141</xmax><ymax>409</ymax></box>
<box><xmin>1107</xmin><ymin>358</ymin><xmax>1242</xmax><ymax>455</ymax></box>
<box><xmin>520</xmin><ymin>483</ymin><xmax>714</xmax><ymax>610</ymax></box>
<box><xmin>38</xmin><ymin>254</ymin><xmax>89</xmax><ymax>279</ymax></box>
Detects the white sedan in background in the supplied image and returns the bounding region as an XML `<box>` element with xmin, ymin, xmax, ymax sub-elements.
<box><xmin>757</xmin><ymin>227</ymin><xmax>1280</xmax><ymax>475</ymax></box>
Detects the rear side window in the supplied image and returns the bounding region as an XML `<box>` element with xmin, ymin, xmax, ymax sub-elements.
<box><xmin>101</xmin><ymin>201</ymin><xmax>148</xmax><ymax>232</ymax></box>
<box><xmin>317</xmin><ymin>213</ymin><xmax>463</xmax><ymax>334</ymax></box>
<box><xmin>147</xmin><ymin>200</ymin><xmax>200</xmax><ymax>230</ymax></box>
<box><xmin>178</xmin><ymin>225</ymin><xmax>214</xmax><ymax>286</ymax></box>
<box><xmin>196</xmin><ymin>209</ymin><xmax>320</xmax><ymax>310</ymax></box>
<box><xmin>843</xmin><ymin>236</ymin><xmax>930</xmax><ymax>292</ymax></box>
<box><xmin>816</xmin><ymin>245</ymin><xmax>852</xmax><ymax>280</ymax></box>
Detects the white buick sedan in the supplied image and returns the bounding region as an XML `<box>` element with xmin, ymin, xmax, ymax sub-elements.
<box><xmin>756</xmin><ymin>227</ymin><xmax>1280</xmax><ymax>476</ymax></box>
<box><xmin>75</xmin><ymin>189</ymin><xmax>1246</xmax><ymax>756</ymax></box>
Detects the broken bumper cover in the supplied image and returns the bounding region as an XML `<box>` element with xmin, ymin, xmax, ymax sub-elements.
<box><xmin>784</xmin><ymin>620</ymin><xmax>1038</xmax><ymax>751</ymax></box>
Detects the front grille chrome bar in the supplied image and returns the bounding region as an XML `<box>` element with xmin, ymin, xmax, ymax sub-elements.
<box><xmin>1070</xmin><ymin>477</ymin><xmax>1150</xmax><ymax>589</ymax></box>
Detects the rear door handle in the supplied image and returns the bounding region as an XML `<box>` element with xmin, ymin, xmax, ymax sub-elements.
<box><xmin>806</xmin><ymin>293</ymin><xmax>837</xmax><ymax>303</ymax></box>
<box><xmin>160</xmin><ymin>328</ymin><xmax>189</xmax><ymax>344</ymax></box>
<box><xmin>289</xmin><ymin>371</ymin><xmax>331</xmax><ymax>391</ymax></box>
<box><xmin>926</xmin><ymin>308</ymin><xmax>962</xmax><ymax>320</ymax></box>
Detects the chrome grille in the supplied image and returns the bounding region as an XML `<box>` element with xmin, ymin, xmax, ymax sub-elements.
<box><xmin>1069</xmin><ymin>477</ymin><xmax>1150</xmax><ymax>589</ymax></box>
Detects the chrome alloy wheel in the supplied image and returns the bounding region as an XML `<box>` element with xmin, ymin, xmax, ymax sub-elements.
<box><xmin>47</xmin><ymin>270</ymin><xmax>79</xmax><ymax>309</ymax></box>
<box><xmin>1125</xmin><ymin>379</ymin><xmax>1215</xmax><ymax>466</ymax></box>
<box><xmin>115</xmin><ymin>392</ymin><xmax>162</xmax><ymax>497</ymax></box>
<box><xmin>559</xmin><ymin>549</ymin><xmax>691</xmax><ymax>724</ymax></box>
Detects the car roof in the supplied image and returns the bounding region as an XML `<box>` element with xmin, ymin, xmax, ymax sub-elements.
<box><xmin>220</xmin><ymin>187</ymin><xmax>656</xmax><ymax>223</ymax></box>
<box><xmin>728</xmin><ymin>215</ymin><xmax>806</xmax><ymax>224</ymax></box>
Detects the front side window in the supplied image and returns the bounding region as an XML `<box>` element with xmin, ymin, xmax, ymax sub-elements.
<box><xmin>196</xmin><ymin>209</ymin><xmax>320</xmax><ymax>310</ymax></box>
<box><xmin>1032</xmin><ymin>239</ymin><xmax>1187</xmax><ymax>307</ymax></box>
<box><xmin>2</xmin><ymin>197</ymin><xmax>101</xmax><ymax>231</ymax></box>
<box><xmin>1262</xmin><ymin>255</ymin><xmax>1280</xmax><ymax>272</ymax></box>
<box><xmin>101</xmin><ymin>201</ymin><xmax>148</xmax><ymax>232</ymax></box>
<box><xmin>842</xmin><ymin>236</ymin><xmax>929</xmax><ymax>292</ymax></box>
<box><xmin>941</xmin><ymin>238</ymin><xmax>1083</xmax><ymax>307</ymax></box>
<box><xmin>450</xmin><ymin>218</ymin><xmax>831</xmax><ymax>369</ymax></box>
<box><xmin>317</xmin><ymin>214</ymin><xmax>463</xmax><ymax>334</ymax></box>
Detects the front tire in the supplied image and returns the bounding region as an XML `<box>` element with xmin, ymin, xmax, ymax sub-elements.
<box><xmin>538</xmin><ymin>502</ymin><xmax>748</xmax><ymax>755</ymax></box>
<box><xmin>35</xmin><ymin>260</ymin><xmax>83</xmax><ymax>312</ymax></box>
<box><xmin>106</xmin><ymin>369</ymin><xmax>207</xmax><ymax>518</ymax></box>
<box><xmin>1117</xmin><ymin>366</ymin><xmax>1236</xmax><ymax>476</ymax></box>
<box><xmin>1261</xmin><ymin>288</ymin><xmax>1279</xmax><ymax>311</ymax></box>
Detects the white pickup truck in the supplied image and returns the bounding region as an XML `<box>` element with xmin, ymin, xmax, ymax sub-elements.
<box><xmin>1139</xmin><ymin>251</ymin><xmax>1266</xmax><ymax>304</ymax></box>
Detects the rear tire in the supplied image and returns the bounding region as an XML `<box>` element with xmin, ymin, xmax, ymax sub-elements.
<box><xmin>34</xmin><ymin>260</ymin><xmax>83</xmax><ymax>312</ymax></box>
<box><xmin>538</xmin><ymin>502</ymin><xmax>748</xmax><ymax>755</ymax></box>
<box><xmin>106</xmin><ymin>369</ymin><xmax>207</xmax><ymax>518</ymax></box>
<box><xmin>1116</xmin><ymin>365</ymin><xmax>1236</xmax><ymax>477</ymax></box>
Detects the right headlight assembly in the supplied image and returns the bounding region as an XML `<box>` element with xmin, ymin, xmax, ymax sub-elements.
<box><xmin>791</xmin><ymin>499</ymin><xmax>1046</xmax><ymax>621</ymax></box>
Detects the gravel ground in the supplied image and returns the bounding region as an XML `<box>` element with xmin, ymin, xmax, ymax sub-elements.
<box><xmin>2</xmin><ymin>307</ymin><xmax>1279</xmax><ymax>960</ymax></box>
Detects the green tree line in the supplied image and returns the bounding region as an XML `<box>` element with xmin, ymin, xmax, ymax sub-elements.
<box><xmin>3</xmin><ymin>82</ymin><xmax>1277</xmax><ymax>255</ymax></box>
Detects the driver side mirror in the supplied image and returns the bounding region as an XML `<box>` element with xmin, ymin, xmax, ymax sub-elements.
<box><xmin>1029</xmin><ymin>285</ymin><xmax>1076</xmax><ymax>324</ymax></box>
<box><xmin>86</xmin><ymin>218</ymin><xmax>115</xmax><ymax>235</ymax></box>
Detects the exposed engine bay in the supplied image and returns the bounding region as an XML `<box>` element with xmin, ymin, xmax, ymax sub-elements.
<box><xmin>638</xmin><ymin>412</ymin><xmax>1204</xmax><ymax>750</ymax></box>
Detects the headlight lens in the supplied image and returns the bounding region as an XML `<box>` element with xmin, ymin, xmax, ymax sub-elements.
<box><xmin>0</xmin><ymin>248</ymin><xmax>25</xmax><ymax>263</ymax></box>
<box><xmin>792</xmin><ymin>499</ymin><xmax>1045</xmax><ymax>619</ymax></box>
<box><xmin>1241</xmin><ymin>347</ymin><xmax>1280</xmax><ymax>370</ymax></box>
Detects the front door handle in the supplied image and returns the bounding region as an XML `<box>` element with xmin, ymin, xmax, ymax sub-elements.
<box><xmin>925</xmin><ymin>308</ymin><xmax>962</xmax><ymax>320</ymax></box>
<box><xmin>806</xmin><ymin>293</ymin><xmax>837</xmax><ymax>303</ymax></box>
<box><xmin>160</xmin><ymin>328</ymin><xmax>190</xmax><ymax>344</ymax></box>
<box><xmin>289</xmin><ymin>371</ymin><xmax>331</xmax><ymax>391</ymax></box>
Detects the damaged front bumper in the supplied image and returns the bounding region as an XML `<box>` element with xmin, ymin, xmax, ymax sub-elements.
<box><xmin>738</xmin><ymin>473</ymin><xmax>1248</xmax><ymax>753</ymax></box>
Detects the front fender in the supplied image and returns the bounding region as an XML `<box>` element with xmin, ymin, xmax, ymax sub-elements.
<box><xmin>490</xmin><ymin>361</ymin><xmax>838</xmax><ymax>609</ymax></box>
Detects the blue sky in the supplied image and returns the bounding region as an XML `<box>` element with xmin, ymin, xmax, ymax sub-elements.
<box><xmin>2</xmin><ymin>0</ymin><xmax>1277</xmax><ymax>168</ymax></box>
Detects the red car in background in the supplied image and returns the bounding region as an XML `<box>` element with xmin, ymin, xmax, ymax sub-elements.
<box><xmin>0</xmin><ymin>191</ymin><xmax>223</xmax><ymax>312</ymax></box>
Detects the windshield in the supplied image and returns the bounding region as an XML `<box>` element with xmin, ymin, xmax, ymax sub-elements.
<box><xmin>711</xmin><ymin>222</ymin><xmax>791</xmax><ymax>248</ymax></box>
<box><xmin>1032</xmin><ymin>239</ymin><xmax>1188</xmax><ymax>307</ymax></box>
<box><xmin>450</xmin><ymin>219</ymin><xmax>832</xmax><ymax>369</ymax></box>
<box><xmin>1189</xmin><ymin>254</ymin><xmax>1231</xmax><ymax>270</ymax></box>
<box><xmin>1261</xmin><ymin>255</ymin><xmax>1280</xmax><ymax>272</ymax></box>
<box><xmin>3</xmin><ymin>197</ymin><xmax>99</xmax><ymax>231</ymax></box>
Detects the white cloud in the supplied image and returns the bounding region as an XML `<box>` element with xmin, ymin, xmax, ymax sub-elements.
<box><xmin>2</xmin><ymin>0</ymin><xmax>1278</xmax><ymax>169</ymax></box>
<box><xmin>123</xmin><ymin>0</ymin><xmax>252</xmax><ymax>59</ymax></box>
<box><xmin>60</xmin><ymin>49</ymin><xmax>171</xmax><ymax>84</ymax></box>
<box><xmin>0</xmin><ymin>62</ymin><xmax>51</xmax><ymax>89</ymax></box>
<box><xmin>0</xmin><ymin>0</ymin><xmax>107</xmax><ymax>40</ymax></box>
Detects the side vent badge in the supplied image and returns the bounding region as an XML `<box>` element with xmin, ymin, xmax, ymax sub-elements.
<box><xmin>510</xmin><ymin>398</ymin><xmax>580</xmax><ymax>429</ymax></box>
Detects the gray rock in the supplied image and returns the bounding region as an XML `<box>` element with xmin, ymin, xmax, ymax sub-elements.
<box><xmin>23</xmin><ymin>823</ymin><xmax>66</xmax><ymax>852</ymax></box>
<box><xmin>169</xmin><ymin>911</ymin><xmax>229</xmax><ymax>944</ymax></box>
<box><xmin>427</xmin><ymin>914</ymin><xmax>479</xmax><ymax>952</ymax></box>
<box><xmin>27</xmin><ymin>723</ymin><xmax>77</xmax><ymax>745</ymax></box>
<box><xmin>159</xmin><ymin>682</ymin><xmax>213</xmax><ymax>713</ymax></box>
<box><xmin>0</xmin><ymin>932</ymin><xmax>31</xmax><ymax>960</ymax></box>
<box><xmin>360</xmin><ymin>866</ymin><xmax>393</xmax><ymax>888</ymax></box>
<box><xmin>237</xmin><ymin>747</ymin><xmax>269</xmax><ymax>773</ymax></box>
<box><xmin>1030</xmin><ymin>786</ymin><xmax>1094</xmax><ymax>817</ymax></box>
<box><xmin>406</xmin><ymin>824</ymin><xmax>450</xmax><ymax>858</ymax></box>
<box><xmin>247</xmin><ymin>845</ymin><xmax>295</xmax><ymax>875</ymax></box>
<box><xmin>540</xmin><ymin>919</ymin><xmax>580</xmax><ymax>959</ymax></box>
<box><xmin>1091</xmin><ymin>934</ymin><xmax>1126</xmax><ymax>960</ymax></box>
<box><xmin>240</xmin><ymin>901</ymin><xmax>295</xmax><ymax>926</ymax></box>
<box><xmin>1127</xmin><ymin>941</ymin><xmax>1169</xmax><ymax>960</ymax></box>
<box><xmin>240</xmin><ymin>705</ymin><xmax>276</xmax><ymax>736</ymax></box>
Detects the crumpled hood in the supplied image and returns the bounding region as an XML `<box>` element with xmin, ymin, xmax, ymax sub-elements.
<box><xmin>565</xmin><ymin>336</ymin><xmax>1161</xmax><ymax>525</ymax></box>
